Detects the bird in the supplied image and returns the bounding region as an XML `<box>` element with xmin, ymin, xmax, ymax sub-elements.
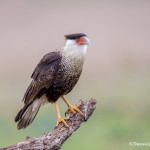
<box><xmin>15</xmin><ymin>33</ymin><xmax>90</xmax><ymax>129</ymax></box>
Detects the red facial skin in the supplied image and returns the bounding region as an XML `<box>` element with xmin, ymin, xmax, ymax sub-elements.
<box><xmin>76</xmin><ymin>36</ymin><xmax>87</xmax><ymax>45</ymax></box>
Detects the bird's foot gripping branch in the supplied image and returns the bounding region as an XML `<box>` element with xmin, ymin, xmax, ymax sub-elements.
<box><xmin>2</xmin><ymin>99</ymin><xmax>96</xmax><ymax>150</ymax></box>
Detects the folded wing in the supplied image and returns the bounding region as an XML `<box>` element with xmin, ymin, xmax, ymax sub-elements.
<box><xmin>23</xmin><ymin>51</ymin><xmax>62</xmax><ymax>104</ymax></box>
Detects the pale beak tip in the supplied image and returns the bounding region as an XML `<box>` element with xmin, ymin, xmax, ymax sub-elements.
<box><xmin>85</xmin><ymin>38</ymin><xmax>90</xmax><ymax>45</ymax></box>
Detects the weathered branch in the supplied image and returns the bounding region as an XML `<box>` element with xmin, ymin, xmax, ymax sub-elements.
<box><xmin>1</xmin><ymin>99</ymin><xmax>97</xmax><ymax>150</ymax></box>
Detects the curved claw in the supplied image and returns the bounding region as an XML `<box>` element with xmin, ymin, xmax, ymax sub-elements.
<box><xmin>66</xmin><ymin>103</ymin><xmax>83</xmax><ymax>115</ymax></box>
<box><xmin>56</xmin><ymin>117</ymin><xmax>69</xmax><ymax>127</ymax></box>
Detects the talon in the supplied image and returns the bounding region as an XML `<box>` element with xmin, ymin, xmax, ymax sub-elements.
<box><xmin>56</xmin><ymin>117</ymin><xmax>69</xmax><ymax>127</ymax></box>
<box><xmin>67</xmin><ymin>104</ymin><xmax>83</xmax><ymax>115</ymax></box>
<box><xmin>61</xmin><ymin>96</ymin><xmax>84</xmax><ymax>115</ymax></box>
<box><xmin>76</xmin><ymin>103</ymin><xmax>81</xmax><ymax>108</ymax></box>
<box><xmin>68</xmin><ymin>106</ymin><xmax>76</xmax><ymax>114</ymax></box>
<box><xmin>55</xmin><ymin>101</ymin><xmax>69</xmax><ymax>127</ymax></box>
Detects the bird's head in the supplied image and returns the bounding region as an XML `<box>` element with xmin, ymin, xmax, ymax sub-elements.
<box><xmin>65</xmin><ymin>33</ymin><xmax>90</xmax><ymax>46</ymax></box>
<box><xmin>64</xmin><ymin>33</ymin><xmax>90</xmax><ymax>55</ymax></box>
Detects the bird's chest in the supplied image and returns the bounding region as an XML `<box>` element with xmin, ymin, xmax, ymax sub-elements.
<box><xmin>60</xmin><ymin>54</ymin><xmax>84</xmax><ymax>77</ymax></box>
<box><xmin>45</xmin><ymin>49</ymin><xmax>86</xmax><ymax>101</ymax></box>
<box><xmin>51</xmin><ymin>55</ymin><xmax>84</xmax><ymax>93</ymax></box>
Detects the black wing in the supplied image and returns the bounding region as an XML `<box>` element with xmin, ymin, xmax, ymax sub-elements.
<box><xmin>23</xmin><ymin>51</ymin><xmax>62</xmax><ymax>104</ymax></box>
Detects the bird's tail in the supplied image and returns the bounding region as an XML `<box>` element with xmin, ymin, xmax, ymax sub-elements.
<box><xmin>15</xmin><ymin>99</ymin><xmax>41</xmax><ymax>130</ymax></box>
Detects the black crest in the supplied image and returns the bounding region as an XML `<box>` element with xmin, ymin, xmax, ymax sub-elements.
<box><xmin>65</xmin><ymin>33</ymin><xmax>87</xmax><ymax>40</ymax></box>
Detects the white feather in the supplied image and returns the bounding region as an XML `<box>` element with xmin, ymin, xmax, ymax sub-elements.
<box><xmin>32</xmin><ymin>99</ymin><xmax>41</xmax><ymax>112</ymax></box>
<box><xmin>32</xmin><ymin>95</ymin><xmax>48</xmax><ymax>112</ymax></box>
<box><xmin>64</xmin><ymin>40</ymin><xmax>88</xmax><ymax>57</ymax></box>
<box><xmin>40</xmin><ymin>94</ymin><xmax>48</xmax><ymax>105</ymax></box>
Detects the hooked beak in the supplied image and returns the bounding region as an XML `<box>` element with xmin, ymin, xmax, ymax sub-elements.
<box><xmin>76</xmin><ymin>36</ymin><xmax>90</xmax><ymax>46</ymax></box>
<box><xmin>85</xmin><ymin>37</ymin><xmax>90</xmax><ymax>45</ymax></box>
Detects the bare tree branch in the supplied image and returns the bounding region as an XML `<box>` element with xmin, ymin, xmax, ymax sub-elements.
<box><xmin>1</xmin><ymin>99</ymin><xmax>97</xmax><ymax>150</ymax></box>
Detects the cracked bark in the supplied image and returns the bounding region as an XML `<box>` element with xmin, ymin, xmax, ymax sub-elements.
<box><xmin>1</xmin><ymin>99</ymin><xmax>97</xmax><ymax>150</ymax></box>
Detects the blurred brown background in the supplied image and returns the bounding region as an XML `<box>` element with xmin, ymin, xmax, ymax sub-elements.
<box><xmin>0</xmin><ymin>0</ymin><xmax>150</xmax><ymax>149</ymax></box>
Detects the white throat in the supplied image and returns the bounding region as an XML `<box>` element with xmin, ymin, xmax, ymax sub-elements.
<box><xmin>63</xmin><ymin>40</ymin><xmax>87</xmax><ymax>56</ymax></box>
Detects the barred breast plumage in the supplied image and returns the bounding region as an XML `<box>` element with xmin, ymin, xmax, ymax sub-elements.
<box><xmin>46</xmin><ymin>48</ymin><xmax>85</xmax><ymax>102</ymax></box>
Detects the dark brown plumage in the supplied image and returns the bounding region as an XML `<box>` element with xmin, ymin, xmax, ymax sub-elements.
<box><xmin>65</xmin><ymin>33</ymin><xmax>87</xmax><ymax>40</ymax></box>
<box><xmin>15</xmin><ymin>33</ymin><xmax>90</xmax><ymax>129</ymax></box>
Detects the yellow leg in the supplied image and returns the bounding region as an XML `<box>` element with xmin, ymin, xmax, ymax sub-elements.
<box><xmin>61</xmin><ymin>96</ymin><xmax>83</xmax><ymax>115</ymax></box>
<box><xmin>55</xmin><ymin>101</ymin><xmax>68</xmax><ymax>127</ymax></box>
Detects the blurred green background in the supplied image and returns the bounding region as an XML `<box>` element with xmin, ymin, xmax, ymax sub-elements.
<box><xmin>0</xmin><ymin>0</ymin><xmax>150</xmax><ymax>149</ymax></box>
